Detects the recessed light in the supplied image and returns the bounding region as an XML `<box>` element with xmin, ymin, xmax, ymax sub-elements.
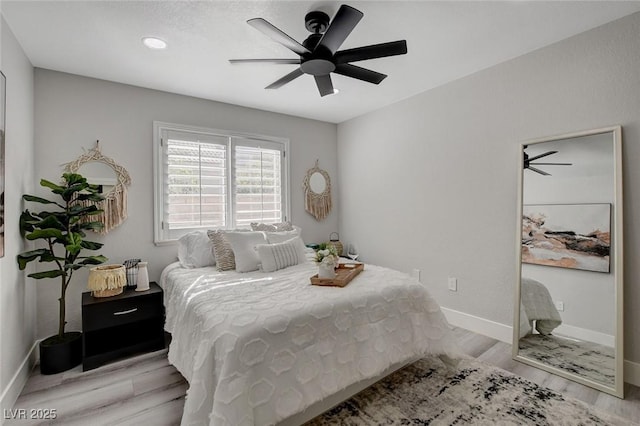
<box><xmin>333</xmin><ymin>88</ymin><xmax>340</xmax><ymax>94</ymax></box>
<box><xmin>142</xmin><ymin>37</ymin><xmax>167</xmax><ymax>50</ymax></box>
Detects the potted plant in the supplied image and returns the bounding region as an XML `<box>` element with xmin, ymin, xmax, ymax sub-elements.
<box><xmin>315</xmin><ymin>243</ymin><xmax>339</xmax><ymax>279</ymax></box>
<box><xmin>17</xmin><ymin>173</ymin><xmax>107</xmax><ymax>374</ymax></box>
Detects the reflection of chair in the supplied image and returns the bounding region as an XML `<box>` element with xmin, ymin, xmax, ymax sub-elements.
<box><xmin>520</xmin><ymin>278</ymin><xmax>562</xmax><ymax>338</ymax></box>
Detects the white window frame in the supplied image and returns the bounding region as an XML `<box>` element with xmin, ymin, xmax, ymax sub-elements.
<box><xmin>153</xmin><ymin>121</ymin><xmax>290</xmax><ymax>245</ymax></box>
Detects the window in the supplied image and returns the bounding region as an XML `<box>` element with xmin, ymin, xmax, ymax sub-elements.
<box><xmin>153</xmin><ymin>122</ymin><xmax>289</xmax><ymax>243</ymax></box>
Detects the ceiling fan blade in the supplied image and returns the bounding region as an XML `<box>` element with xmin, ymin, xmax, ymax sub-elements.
<box><xmin>229</xmin><ymin>58</ymin><xmax>301</xmax><ymax>64</ymax></box>
<box><xmin>265</xmin><ymin>68</ymin><xmax>304</xmax><ymax>89</ymax></box>
<box><xmin>335</xmin><ymin>40</ymin><xmax>407</xmax><ymax>64</ymax></box>
<box><xmin>247</xmin><ymin>18</ymin><xmax>310</xmax><ymax>56</ymax></box>
<box><xmin>317</xmin><ymin>5</ymin><xmax>363</xmax><ymax>54</ymax></box>
<box><xmin>334</xmin><ymin>63</ymin><xmax>387</xmax><ymax>84</ymax></box>
<box><xmin>527</xmin><ymin>150</ymin><xmax>558</xmax><ymax>162</ymax></box>
<box><xmin>314</xmin><ymin>74</ymin><xmax>334</xmax><ymax>97</ymax></box>
<box><xmin>531</xmin><ymin>162</ymin><xmax>572</xmax><ymax>166</ymax></box>
<box><xmin>527</xmin><ymin>166</ymin><xmax>551</xmax><ymax>176</ymax></box>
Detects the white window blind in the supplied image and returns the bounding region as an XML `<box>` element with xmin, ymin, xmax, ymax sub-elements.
<box><xmin>153</xmin><ymin>123</ymin><xmax>289</xmax><ymax>243</ymax></box>
<box><xmin>233</xmin><ymin>140</ymin><xmax>283</xmax><ymax>228</ymax></box>
<box><xmin>165</xmin><ymin>131</ymin><xmax>228</xmax><ymax>230</ymax></box>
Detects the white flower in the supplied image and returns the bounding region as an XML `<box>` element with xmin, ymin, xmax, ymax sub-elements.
<box><xmin>315</xmin><ymin>245</ymin><xmax>339</xmax><ymax>264</ymax></box>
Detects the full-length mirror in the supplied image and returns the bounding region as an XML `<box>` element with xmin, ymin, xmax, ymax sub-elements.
<box><xmin>513</xmin><ymin>126</ymin><xmax>624</xmax><ymax>398</ymax></box>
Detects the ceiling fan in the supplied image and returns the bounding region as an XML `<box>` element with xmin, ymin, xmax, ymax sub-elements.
<box><xmin>523</xmin><ymin>147</ymin><xmax>572</xmax><ymax>176</ymax></box>
<box><xmin>229</xmin><ymin>4</ymin><xmax>408</xmax><ymax>97</ymax></box>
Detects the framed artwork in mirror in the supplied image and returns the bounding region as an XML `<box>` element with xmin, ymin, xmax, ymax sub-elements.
<box><xmin>522</xmin><ymin>203</ymin><xmax>611</xmax><ymax>273</ymax></box>
<box><xmin>0</xmin><ymin>71</ymin><xmax>6</xmax><ymax>257</ymax></box>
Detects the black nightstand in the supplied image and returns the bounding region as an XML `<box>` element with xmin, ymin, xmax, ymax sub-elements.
<box><xmin>82</xmin><ymin>282</ymin><xmax>165</xmax><ymax>371</ymax></box>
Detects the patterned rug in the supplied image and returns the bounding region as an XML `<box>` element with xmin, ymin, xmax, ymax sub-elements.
<box><xmin>519</xmin><ymin>334</ymin><xmax>615</xmax><ymax>386</ymax></box>
<box><xmin>306</xmin><ymin>356</ymin><xmax>631</xmax><ymax>425</ymax></box>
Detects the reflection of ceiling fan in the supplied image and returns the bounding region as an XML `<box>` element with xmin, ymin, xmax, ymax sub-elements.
<box><xmin>229</xmin><ymin>4</ymin><xmax>408</xmax><ymax>97</ymax></box>
<box><xmin>524</xmin><ymin>147</ymin><xmax>572</xmax><ymax>176</ymax></box>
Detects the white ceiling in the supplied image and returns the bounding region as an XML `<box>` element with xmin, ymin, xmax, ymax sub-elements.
<box><xmin>3</xmin><ymin>1</ymin><xmax>640</xmax><ymax>123</ymax></box>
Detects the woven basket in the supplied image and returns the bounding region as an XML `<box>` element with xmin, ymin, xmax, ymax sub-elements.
<box><xmin>92</xmin><ymin>287</ymin><xmax>124</xmax><ymax>298</ymax></box>
<box><xmin>88</xmin><ymin>264</ymin><xmax>126</xmax><ymax>298</ymax></box>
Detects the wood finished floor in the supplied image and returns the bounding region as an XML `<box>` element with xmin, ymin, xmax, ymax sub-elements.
<box><xmin>8</xmin><ymin>327</ymin><xmax>640</xmax><ymax>425</ymax></box>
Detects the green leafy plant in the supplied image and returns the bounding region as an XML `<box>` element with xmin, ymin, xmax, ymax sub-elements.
<box><xmin>17</xmin><ymin>173</ymin><xmax>108</xmax><ymax>341</ymax></box>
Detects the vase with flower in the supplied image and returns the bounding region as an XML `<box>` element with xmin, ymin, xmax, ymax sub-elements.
<box><xmin>315</xmin><ymin>243</ymin><xmax>339</xmax><ymax>279</ymax></box>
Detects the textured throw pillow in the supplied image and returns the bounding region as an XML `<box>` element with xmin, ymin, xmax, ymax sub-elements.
<box><xmin>250</xmin><ymin>221</ymin><xmax>294</xmax><ymax>232</ymax></box>
<box><xmin>207</xmin><ymin>230</ymin><xmax>237</xmax><ymax>271</ymax></box>
<box><xmin>177</xmin><ymin>231</ymin><xmax>215</xmax><ymax>268</ymax></box>
<box><xmin>256</xmin><ymin>236</ymin><xmax>307</xmax><ymax>273</ymax></box>
<box><xmin>224</xmin><ymin>231</ymin><xmax>268</xmax><ymax>273</ymax></box>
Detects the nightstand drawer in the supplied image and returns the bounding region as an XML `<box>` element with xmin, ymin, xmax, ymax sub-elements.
<box><xmin>83</xmin><ymin>291</ymin><xmax>163</xmax><ymax>331</ymax></box>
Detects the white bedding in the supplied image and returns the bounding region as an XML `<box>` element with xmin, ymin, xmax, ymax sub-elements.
<box><xmin>160</xmin><ymin>260</ymin><xmax>459</xmax><ymax>426</ymax></box>
<box><xmin>520</xmin><ymin>277</ymin><xmax>562</xmax><ymax>337</ymax></box>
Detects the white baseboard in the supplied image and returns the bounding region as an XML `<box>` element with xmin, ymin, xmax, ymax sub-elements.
<box><xmin>440</xmin><ymin>307</ymin><xmax>640</xmax><ymax>387</ymax></box>
<box><xmin>441</xmin><ymin>307</ymin><xmax>512</xmax><ymax>343</ymax></box>
<box><xmin>624</xmin><ymin>359</ymin><xmax>640</xmax><ymax>388</ymax></box>
<box><xmin>553</xmin><ymin>324</ymin><xmax>614</xmax><ymax>348</ymax></box>
<box><xmin>0</xmin><ymin>341</ymin><xmax>38</xmax><ymax>421</ymax></box>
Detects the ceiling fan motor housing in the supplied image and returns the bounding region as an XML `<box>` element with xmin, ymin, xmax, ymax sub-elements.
<box><xmin>300</xmin><ymin>34</ymin><xmax>335</xmax><ymax>75</ymax></box>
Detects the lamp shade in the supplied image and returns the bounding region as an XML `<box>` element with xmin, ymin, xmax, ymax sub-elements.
<box><xmin>88</xmin><ymin>264</ymin><xmax>127</xmax><ymax>298</ymax></box>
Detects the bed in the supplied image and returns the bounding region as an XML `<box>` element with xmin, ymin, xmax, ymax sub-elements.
<box><xmin>519</xmin><ymin>277</ymin><xmax>562</xmax><ymax>338</ymax></box>
<box><xmin>160</xmin><ymin>257</ymin><xmax>459</xmax><ymax>425</ymax></box>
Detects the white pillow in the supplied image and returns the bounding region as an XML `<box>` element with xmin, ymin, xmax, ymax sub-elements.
<box><xmin>224</xmin><ymin>231</ymin><xmax>268</xmax><ymax>272</ymax></box>
<box><xmin>256</xmin><ymin>236</ymin><xmax>307</xmax><ymax>273</ymax></box>
<box><xmin>264</xmin><ymin>226</ymin><xmax>301</xmax><ymax>244</ymax></box>
<box><xmin>177</xmin><ymin>231</ymin><xmax>215</xmax><ymax>268</ymax></box>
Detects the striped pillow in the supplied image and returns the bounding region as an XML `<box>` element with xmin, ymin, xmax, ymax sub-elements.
<box><xmin>207</xmin><ymin>230</ymin><xmax>237</xmax><ymax>271</ymax></box>
<box><xmin>256</xmin><ymin>237</ymin><xmax>307</xmax><ymax>273</ymax></box>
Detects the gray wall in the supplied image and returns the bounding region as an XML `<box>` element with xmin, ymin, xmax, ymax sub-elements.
<box><xmin>33</xmin><ymin>69</ymin><xmax>338</xmax><ymax>339</ymax></box>
<box><xmin>337</xmin><ymin>13</ymin><xmax>640</xmax><ymax>363</ymax></box>
<box><xmin>0</xmin><ymin>15</ymin><xmax>36</xmax><ymax>412</ymax></box>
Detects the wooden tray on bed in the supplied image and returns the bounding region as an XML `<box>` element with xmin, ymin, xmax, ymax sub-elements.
<box><xmin>310</xmin><ymin>263</ymin><xmax>364</xmax><ymax>287</ymax></box>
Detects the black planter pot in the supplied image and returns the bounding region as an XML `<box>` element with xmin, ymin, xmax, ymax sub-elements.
<box><xmin>39</xmin><ymin>332</ymin><xmax>82</xmax><ymax>375</ymax></box>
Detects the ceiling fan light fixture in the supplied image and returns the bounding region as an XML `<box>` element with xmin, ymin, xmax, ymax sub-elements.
<box><xmin>142</xmin><ymin>37</ymin><xmax>167</xmax><ymax>50</ymax></box>
<box><xmin>230</xmin><ymin>4</ymin><xmax>407</xmax><ymax>97</ymax></box>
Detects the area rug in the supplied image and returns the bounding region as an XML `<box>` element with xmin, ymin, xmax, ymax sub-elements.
<box><xmin>518</xmin><ymin>334</ymin><xmax>615</xmax><ymax>386</ymax></box>
<box><xmin>306</xmin><ymin>356</ymin><xmax>632</xmax><ymax>425</ymax></box>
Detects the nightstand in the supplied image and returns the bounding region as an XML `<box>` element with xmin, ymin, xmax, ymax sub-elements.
<box><xmin>82</xmin><ymin>282</ymin><xmax>165</xmax><ymax>371</ymax></box>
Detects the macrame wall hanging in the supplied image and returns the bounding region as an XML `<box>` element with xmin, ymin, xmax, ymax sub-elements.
<box><xmin>303</xmin><ymin>160</ymin><xmax>332</xmax><ymax>221</ymax></box>
<box><xmin>64</xmin><ymin>141</ymin><xmax>131</xmax><ymax>234</ymax></box>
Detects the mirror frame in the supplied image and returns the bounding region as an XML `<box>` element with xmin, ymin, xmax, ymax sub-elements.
<box><xmin>64</xmin><ymin>142</ymin><xmax>132</xmax><ymax>234</ymax></box>
<box><xmin>512</xmin><ymin>125</ymin><xmax>624</xmax><ymax>398</ymax></box>
<box><xmin>303</xmin><ymin>161</ymin><xmax>332</xmax><ymax>221</ymax></box>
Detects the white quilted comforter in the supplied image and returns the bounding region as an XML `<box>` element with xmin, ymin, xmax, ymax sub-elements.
<box><xmin>160</xmin><ymin>261</ymin><xmax>459</xmax><ymax>426</ymax></box>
